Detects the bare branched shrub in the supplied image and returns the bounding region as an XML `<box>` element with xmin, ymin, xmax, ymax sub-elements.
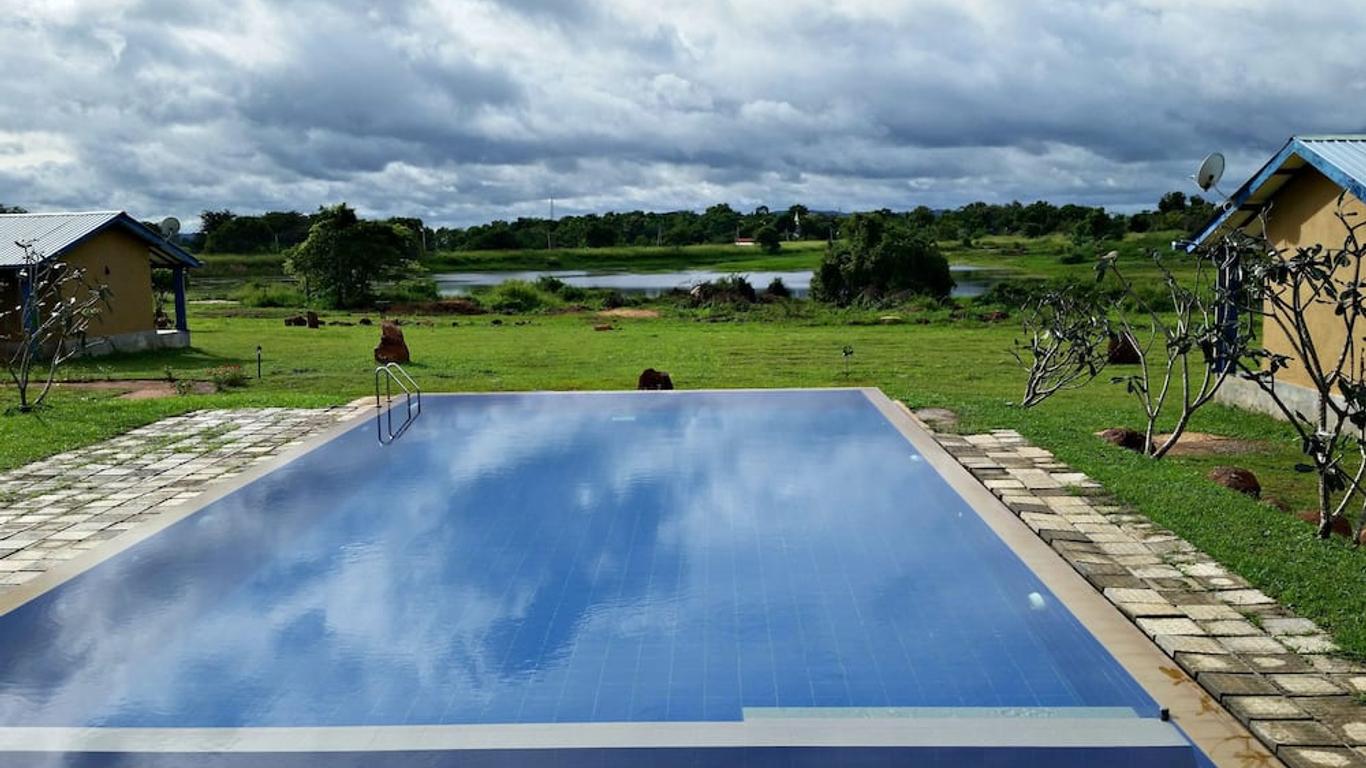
<box><xmin>0</xmin><ymin>241</ymin><xmax>110</xmax><ymax>411</ymax></box>
<box><xmin>1099</xmin><ymin>244</ymin><xmax>1248</xmax><ymax>458</ymax></box>
<box><xmin>1012</xmin><ymin>285</ymin><xmax>1110</xmax><ymax>407</ymax></box>
<box><xmin>1014</xmin><ymin>241</ymin><xmax>1251</xmax><ymax>459</ymax></box>
<box><xmin>1233</xmin><ymin>202</ymin><xmax>1366</xmax><ymax>540</ymax></box>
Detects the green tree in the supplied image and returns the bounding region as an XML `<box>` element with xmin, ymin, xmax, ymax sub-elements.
<box><xmin>811</xmin><ymin>214</ymin><xmax>953</xmax><ymax>305</ymax></box>
<box><xmin>285</xmin><ymin>204</ymin><xmax>412</xmax><ymax>308</ymax></box>
<box><xmin>198</xmin><ymin>209</ymin><xmax>235</xmax><ymax>239</ymax></box>
<box><xmin>754</xmin><ymin>224</ymin><xmax>781</xmax><ymax>254</ymax></box>
<box><xmin>1157</xmin><ymin>191</ymin><xmax>1188</xmax><ymax>213</ymax></box>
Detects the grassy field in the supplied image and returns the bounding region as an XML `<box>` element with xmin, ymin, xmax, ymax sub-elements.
<box><xmin>8</xmin><ymin>231</ymin><xmax>1361</xmax><ymax>660</ymax></box>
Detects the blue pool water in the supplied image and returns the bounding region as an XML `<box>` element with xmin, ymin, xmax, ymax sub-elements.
<box><xmin>0</xmin><ymin>390</ymin><xmax>1202</xmax><ymax>763</ymax></box>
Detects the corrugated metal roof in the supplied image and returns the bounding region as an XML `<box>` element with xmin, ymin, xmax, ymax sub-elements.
<box><xmin>1189</xmin><ymin>135</ymin><xmax>1366</xmax><ymax>249</ymax></box>
<box><xmin>1299</xmin><ymin>136</ymin><xmax>1366</xmax><ymax>191</ymax></box>
<box><xmin>0</xmin><ymin>211</ymin><xmax>122</xmax><ymax>266</ymax></box>
<box><xmin>0</xmin><ymin>211</ymin><xmax>200</xmax><ymax>268</ymax></box>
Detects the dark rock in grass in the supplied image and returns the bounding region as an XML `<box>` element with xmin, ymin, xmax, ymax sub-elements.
<box><xmin>306</xmin><ymin>311</ymin><xmax>320</xmax><ymax>329</ymax></box>
<box><xmin>1108</xmin><ymin>332</ymin><xmax>1142</xmax><ymax>364</ymax></box>
<box><xmin>491</xmin><ymin>319</ymin><xmax>503</xmax><ymax>326</ymax></box>
<box><xmin>451</xmin><ymin>321</ymin><xmax>459</xmax><ymax>327</ymax></box>
<box><xmin>1099</xmin><ymin>427</ymin><xmax>1149</xmax><ymax>452</ymax></box>
<box><xmin>358</xmin><ymin>317</ymin><xmax>373</xmax><ymax>326</ymax></box>
<box><xmin>637</xmin><ymin>368</ymin><xmax>674</xmax><ymax>390</ymax></box>
<box><xmin>374</xmin><ymin>321</ymin><xmax>410</xmax><ymax>364</ymax></box>
<box><xmin>284</xmin><ymin>315</ymin><xmax>307</xmax><ymax>327</ymax></box>
<box><xmin>1208</xmin><ymin>466</ymin><xmax>1261</xmax><ymax>499</ymax></box>
<box><xmin>1294</xmin><ymin>510</ymin><xmax>1359</xmax><ymax>541</ymax></box>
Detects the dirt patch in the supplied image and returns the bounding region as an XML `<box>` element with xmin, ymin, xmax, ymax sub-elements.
<box><xmin>385</xmin><ymin>299</ymin><xmax>486</xmax><ymax>316</ymax></box>
<box><xmin>913</xmin><ymin>407</ymin><xmax>959</xmax><ymax>432</ymax></box>
<box><xmin>1095</xmin><ymin>429</ymin><xmax>1267</xmax><ymax>457</ymax></box>
<box><xmin>58</xmin><ymin>380</ymin><xmax>216</xmax><ymax>400</ymax></box>
<box><xmin>598</xmin><ymin>308</ymin><xmax>660</xmax><ymax>319</ymax></box>
<box><xmin>1156</xmin><ymin>432</ymin><xmax>1269</xmax><ymax>457</ymax></box>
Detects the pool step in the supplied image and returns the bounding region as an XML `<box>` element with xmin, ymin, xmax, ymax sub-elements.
<box><xmin>0</xmin><ymin>709</ymin><xmax>1205</xmax><ymax>767</ymax></box>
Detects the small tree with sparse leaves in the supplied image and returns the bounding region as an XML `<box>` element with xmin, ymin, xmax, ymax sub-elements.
<box><xmin>1230</xmin><ymin>203</ymin><xmax>1366</xmax><ymax>541</ymax></box>
<box><xmin>0</xmin><ymin>241</ymin><xmax>109</xmax><ymax>411</ymax></box>
<box><xmin>1014</xmin><ymin>239</ymin><xmax>1252</xmax><ymax>459</ymax></box>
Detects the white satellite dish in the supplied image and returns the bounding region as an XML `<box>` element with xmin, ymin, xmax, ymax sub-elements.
<box><xmin>1195</xmin><ymin>152</ymin><xmax>1226</xmax><ymax>192</ymax></box>
<box><xmin>159</xmin><ymin>217</ymin><xmax>181</xmax><ymax>239</ymax></box>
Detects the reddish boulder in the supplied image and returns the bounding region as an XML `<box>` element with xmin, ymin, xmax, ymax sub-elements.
<box><xmin>638</xmin><ymin>369</ymin><xmax>674</xmax><ymax>390</ymax></box>
<box><xmin>1295</xmin><ymin>510</ymin><xmax>1357</xmax><ymax>540</ymax></box>
<box><xmin>1208</xmin><ymin>466</ymin><xmax>1261</xmax><ymax>499</ymax></box>
<box><xmin>594</xmin><ymin>323</ymin><xmax>614</xmax><ymax>332</ymax></box>
<box><xmin>1099</xmin><ymin>427</ymin><xmax>1148</xmax><ymax>452</ymax></box>
<box><xmin>374</xmin><ymin>321</ymin><xmax>411</xmax><ymax>364</ymax></box>
<box><xmin>1108</xmin><ymin>332</ymin><xmax>1142</xmax><ymax>365</ymax></box>
<box><xmin>306</xmin><ymin>311</ymin><xmax>320</xmax><ymax>329</ymax></box>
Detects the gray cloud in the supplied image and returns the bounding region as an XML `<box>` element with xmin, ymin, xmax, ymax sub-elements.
<box><xmin>0</xmin><ymin>0</ymin><xmax>1363</xmax><ymax>229</ymax></box>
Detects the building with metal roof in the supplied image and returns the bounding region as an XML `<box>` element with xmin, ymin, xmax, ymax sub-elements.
<box><xmin>1194</xmin><ymin>136</ymin><xmax>1366</xmax><ymax>421</ymax></box>
<box><xmin>1190</xmin><ymin>135</ymin><xmax>1366</xmax><ymax>248</ymax></box>
<box><xmin>0</xmin><ymin>211</ymin><xmax>201</xmax><ymax>357</ymax></box>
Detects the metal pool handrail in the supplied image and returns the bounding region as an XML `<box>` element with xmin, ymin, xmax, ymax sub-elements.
<box><xmin>374</xmin><ymin>362</ymin><xmax>422</xmax><ymax>444</ymax></box>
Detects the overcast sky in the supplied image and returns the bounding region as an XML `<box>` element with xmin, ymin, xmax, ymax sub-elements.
<box><xmin>2</xmin><ymin>1</ymin><xmax>1363</xmax><ymax>230</ymax></box>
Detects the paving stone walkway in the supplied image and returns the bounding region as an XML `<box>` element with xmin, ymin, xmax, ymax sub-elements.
<box><xmin>0</xmin><ymin>405</ymin><xmax>367</xmax><ymax>592</ymax></box>
<box><xmin>931</xmin><ymin>422</ymin><xmax>1366</xmax><ymax>768</ymax></box>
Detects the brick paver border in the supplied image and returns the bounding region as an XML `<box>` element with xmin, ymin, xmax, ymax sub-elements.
<box><xmin>925</xmin><ymin>416</ymin><xmax>1366</xmax><ymax>767</ymax></box>
<box><xmin>0</xmin><ymin>405</ymin><xmax>368</xmax><ymax>593</ymax></box>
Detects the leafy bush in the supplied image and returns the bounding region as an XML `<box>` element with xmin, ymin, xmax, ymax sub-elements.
<box><xmin>811</xmin><ymin>214</ymin><xmax>954</xmax><ymax>305</ymax></box>
<box><xmin>210</xmin><ymin>365</ymin><xmax>249</xmax><ymax>391</ymax></box>
<box><xmin>765</xmin><ymin>277</ymin><xmax>792</xmax><ymax>299</ymax></box>
<box><xmin>687</xmin><ymin>275</ymin><xmax>757</xmax><ymax>307</ymax></box>
<box><xmin>535</xmin><ymin>275</ymin><xmax>588</xmax><ymax>302</ymax></box>
<box><xmin>377</xmin><ymin>277</ymin><xmax>440</xmax><ymax>304</ymax></box>
<box><xmin>754</xmin><ymin>224</ymin><xmax>781</xmax><ymax>254</ymax></box>
<box><xmin>234</xmin><ymin>281</ymin><xmax>305</xmax><ymax>308</ymax></box>
<box><xmin>485</xmin><ymin>280</ymin><xmax>559</xmax><ymax>313</ymax></box>
<box><xmin>975</xmin><ymin>279</ymin><xmax>1043</xmax><ymax>307</ymax></box>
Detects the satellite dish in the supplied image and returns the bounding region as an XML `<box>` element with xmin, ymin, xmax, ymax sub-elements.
<box><xmin>159</xmin><ymin>217</ymin><xmax>181</xmax><ymax>239</ymax></box>
<box><xmin>1195</xmin><ymin>152</ymin><xmax>1226</xmax><ymax>192</ymax></box>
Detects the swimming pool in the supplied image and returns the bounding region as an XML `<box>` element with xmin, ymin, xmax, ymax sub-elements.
<box><xmin>0</xmin><ymin>389</ymin><xmax>1213</xmax><ymax>765</ymax></box>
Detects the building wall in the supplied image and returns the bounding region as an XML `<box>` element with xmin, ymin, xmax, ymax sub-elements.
<box><xmin>1257</xmin><ymin>167</ymin><xmax>1366</xmax><ymax>389</ymax></box>
<box><xmin>60</xmin><ymin>229</ymin><xmax>156</xmax><ymax>338</ymax></box>
<box><xmin>0</xmin><ymin>273</ymin><xmax>18</xmax><ymax>337</ymax></box>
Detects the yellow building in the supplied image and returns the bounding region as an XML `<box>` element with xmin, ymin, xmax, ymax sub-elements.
<box><xmin>0</xmin><ymin>211</ymin><xmax>200</xmax><ymax>355</ymax></box>
<box><xmin>1193</xmin><ymin>136</ymin><xmax>1366</xmax><ymax>417</ymax></box>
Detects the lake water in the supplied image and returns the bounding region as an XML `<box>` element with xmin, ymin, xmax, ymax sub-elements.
<box><xmin>434</xmin><ymin>265</ymin><xmax>998</xmax><ymax>299</ymax></box>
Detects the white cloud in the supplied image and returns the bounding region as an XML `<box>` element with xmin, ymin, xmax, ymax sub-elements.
<box><xmin>0</xmin><ymin>0</ymin><xmax>1361</xmax><ymax>227</ymax></box>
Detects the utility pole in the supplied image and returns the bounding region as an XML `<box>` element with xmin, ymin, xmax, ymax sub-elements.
<box><xmin>547</xmin><ymin>198</ymin><xmax>555</xmax><ymax>250</ymax></box>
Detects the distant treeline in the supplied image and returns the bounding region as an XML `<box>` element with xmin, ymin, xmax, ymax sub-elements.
<box><xmin>430</xmin><ymin>193</ymin><xmax>1215</xmax><ymax>252</ymax></box>
<box><xmin>4</xmin><ymin>193</ymin><xmax>1218</xmax><ymax>255</ymax></box>
<box><xmin>193</xmin><ymin>209</ymin><xmax>428</xmax><ymax>257</ymax></box>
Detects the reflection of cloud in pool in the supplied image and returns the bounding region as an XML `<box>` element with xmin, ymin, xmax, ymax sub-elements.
<box><xmin>0</xmin><ymin>392</ymin><xmax>1147</xmax><ymax>728</ymax></box>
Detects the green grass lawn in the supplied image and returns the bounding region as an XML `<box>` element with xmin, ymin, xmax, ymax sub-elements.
<box><xmin>10</xmin><ymin>232</ymin><xmax>1364</xmax><ymax>661</ymax></box>
<box><xmin>29</xmin><ymin>301</ymin><xmax>1364</xmax><ymax>658</ymax></box>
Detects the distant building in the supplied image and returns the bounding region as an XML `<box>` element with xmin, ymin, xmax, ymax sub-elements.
<box><xmin>734</xmin><ymin>237</ymin><xmax>756</xmax><ymax>247</ymax></box>
<box><xmin>0</xmin><ymin>211</ymin><xmax>201</xmax><ymax>356</ymax></box>
<box><xmin>1191</xmin><ymin>135</ymin><xmax>1366</xmax><ymax>417</ymax></box>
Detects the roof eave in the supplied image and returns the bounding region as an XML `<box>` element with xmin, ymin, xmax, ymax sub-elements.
<box><xmin>1187</xmin><ymin>136</ymin><xmax>1366</xmax><ymax>252</ymax></box>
